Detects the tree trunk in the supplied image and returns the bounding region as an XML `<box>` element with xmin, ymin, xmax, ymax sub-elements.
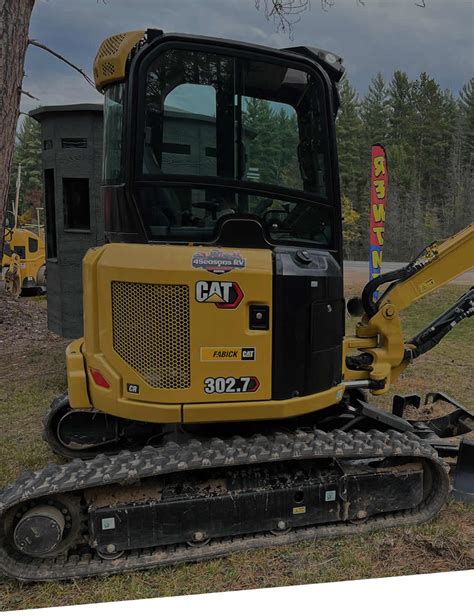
<box><xmin>0</xmin><ymin>0</ymin><xmax>35</xmax><ymax>263</ymax></box>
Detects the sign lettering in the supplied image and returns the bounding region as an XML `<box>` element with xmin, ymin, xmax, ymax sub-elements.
<box><xmin>369</xmin><ymin>144</ymin><xmax>388</xmax><ymax>295</ymax></box>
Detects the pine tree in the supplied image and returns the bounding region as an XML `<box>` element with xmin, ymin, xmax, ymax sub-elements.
<box><xmin>243</xmin><ymin>99</ymin><xmax>302</xmax><ymax>191</ymax></box>
<box><xmin>341</xmin><ymin>195</ymin><xmax>360</xmax><ymax>259</ymax></box>
<box><xmin>457</xmin><ymin>79</ymin><xmax>474</xmax><ymax>229</ymax></box>
<box><xmin>410</xmin><ymin>74</ymin><xmax>457</xmax><ymax>244</ymax></box>
<box><xmin>387</xmin><ymin>71</ymin><xmax>415</xmax><ymax>147</ymax></box>
<box><xmin>384</xmin><ymin>71</ymin><xmax>417</xmax><ymax>257</ymax></box>
<box><xmin>361</xmin><ymin>72</ymin><xmax>390</xmax><ymax>147</ymax></box>
<box><xmin>336</xmin><ymin>76</ymin><xmax>365</xmax><ymax>203</ymax></box>
<box><xmin>243</xmin><ymin>98</ymin><xmax>280</xmax><ymax>185</ymax></box>
<box><xmin>445</xmin><ymin>112</ymin><xmax>465</xmax><ymax>234</ymax></box>
<box><xmin>459</xmin><ymin>78</ymin><xmax>474</xmax><ymax>165</ymax></box>
<box><xmin>8</xmin><ymin>115</ymin><xmax>42</xmax><ymax>224</ymax></box>
<box><xmin>273</xmin><ymin>108</ymin><xmax>299</xmax><ymax>189</ymax></box>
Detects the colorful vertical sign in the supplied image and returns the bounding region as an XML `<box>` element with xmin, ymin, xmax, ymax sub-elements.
<box><xmin>369</xmin><ymin>144</ymin><xmax>388</xmax><ymax>292</ymax></box>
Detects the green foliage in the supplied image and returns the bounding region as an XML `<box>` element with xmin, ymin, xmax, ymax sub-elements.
<box><xmin>341</xmin><ymin>195</ymin><xmax>360</xmax><ymax>259</ymax></box>
<box><xmin>336</xmin><ymin>77</ymin><xmax>365</xmax><ymax>202</ymax></box>
<box><xmin>362</xmin><ymin>72</ymin><xmax>390</xmax><ymax>146</ymax></box>
<box><xmin>8</xmin><ymin>116</ymin><xmax>42</xmax><ymax>224</ymax></box>
<box><xmin>337</xmin><ymin>71</ymin><xmax>473</xmax><ymax>261</ymax></box>
<box><xmin>388</xmin><ymin>71</ymin><xmax>415</xmax><ymax>146</ymax></box>
<box><xmin>459</xmin><ymin>78</ymin><xmax>474</xmax><ymax>164</ymax></box>
<box><xmin>243</xmin><ymin>98</ymin><xmax>299</xmax><ymax>187</ymax></box>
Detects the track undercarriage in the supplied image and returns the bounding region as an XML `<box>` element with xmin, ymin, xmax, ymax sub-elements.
<box><xmin>42</xmin><ymin>390</ymin><xmax>474</xmax><ymax>462</ymax></box>
<box><xmin>0</xmin><ymin>392</ymin><xmax>471</xmax><ymax>582</ymax></box>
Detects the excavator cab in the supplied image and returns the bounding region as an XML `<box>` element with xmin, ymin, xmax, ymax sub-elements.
<box><xmin>99</xmin><ymin>31</ymin><xmax>343</xmax><ymax>251</ymax></box>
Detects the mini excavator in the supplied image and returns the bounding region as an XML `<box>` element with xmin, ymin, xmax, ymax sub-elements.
<box><xmin>0</xmin><ymin>30</ymin><xmax>473</xmax><ymax>582</ymax></box>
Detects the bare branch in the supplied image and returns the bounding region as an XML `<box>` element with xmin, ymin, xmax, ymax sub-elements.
<box><xmin>20</xmin><ymin>89</ymin><xmax>39</xmax><ymax>101</ymax></box>
<box><xmin>320</xmin><ymin>0</ymin><xmax>334</xmax><ymax>9</ymax></box>
<box><xmin>255</xmin><ymin>1</ymin><xmax>311</xmax><ymax>38</ymax></box>
<box><xmin>28</xmin><ymin>39</ymin><xmax>95</xmax><ymax>89</ymax></box>
<box><xmin>258</xmin><ymin>0</ymin><xmax>426</xmax><ymax>26</ymax></box>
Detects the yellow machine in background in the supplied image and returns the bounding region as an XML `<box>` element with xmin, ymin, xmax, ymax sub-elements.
<box><xmin>2</xmin><ymin>226</ymin><xmax>46</xmax><ymax>298</ymax></box>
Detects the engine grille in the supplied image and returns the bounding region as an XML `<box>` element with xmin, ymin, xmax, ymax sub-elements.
<box><xmin>111</xmin><ymin>281</ymin><xmax>191</xmax><ymax>389</ymax></box>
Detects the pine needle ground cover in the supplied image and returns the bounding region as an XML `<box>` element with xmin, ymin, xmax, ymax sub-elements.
<box><xmin>0</xmin><ymin>281</ymin><xmax>472</xmax><ymax>611</ymax></box>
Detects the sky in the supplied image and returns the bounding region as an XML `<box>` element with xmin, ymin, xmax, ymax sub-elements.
<box><xmin>21</xmin><ymin>0</ymin><xmax>473</xmax><ymax>114</ymax></box>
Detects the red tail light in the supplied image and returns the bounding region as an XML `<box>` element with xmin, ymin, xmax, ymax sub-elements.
<box><xmin>90</xmin><ymin>368</ymin><xmax>110</xmax><ymax>389</ymax></box>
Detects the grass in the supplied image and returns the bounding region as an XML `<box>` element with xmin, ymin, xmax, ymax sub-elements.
<box><xmin>0</xmin><ymin>284</ymin><xmax>473</xmax><ymax>610</ymax></box>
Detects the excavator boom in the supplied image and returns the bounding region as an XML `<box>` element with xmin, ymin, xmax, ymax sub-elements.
<box><xmin>344</xmin><ymin>223</ymin><xmax>474</xmax><ymax>393</ymax></box>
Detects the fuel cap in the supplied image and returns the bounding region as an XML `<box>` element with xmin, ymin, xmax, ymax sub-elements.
<box><xmin>295</xmin><ymin>250</ymin><xmax>313</xmax><ymax>265</ymax></box>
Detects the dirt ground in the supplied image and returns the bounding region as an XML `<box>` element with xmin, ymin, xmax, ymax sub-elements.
<box><xmin>0</xmin><ymin>294</ymin><xmax>67</xmax><ymax>381</ymax></box>
<box><xmin>0</xmin><ymin>279</ymin><xmax>473</xmax><ymax>611</ymax></box>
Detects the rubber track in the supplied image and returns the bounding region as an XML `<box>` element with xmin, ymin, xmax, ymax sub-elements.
<box><xmin>0</xmin><ymin>428</ymin><xmax>450</xmax><ymax>582</ymax></box>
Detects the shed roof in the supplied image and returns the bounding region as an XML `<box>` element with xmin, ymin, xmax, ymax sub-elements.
<box><xmin>30</xmin><ymin>103</ymin><xmax>103</xmax><ymax>120</ymax></box>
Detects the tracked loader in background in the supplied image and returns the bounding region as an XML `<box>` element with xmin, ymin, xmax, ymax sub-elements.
<box><xmin>1</xmin><ymin>30</ymin><xmax>473</xmax><ymax>582</ymax></box>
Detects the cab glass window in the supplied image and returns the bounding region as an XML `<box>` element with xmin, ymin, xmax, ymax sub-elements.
<box><xmin>140</xmin><ymin>49</ymin><xmax>330</xmax><ymax>199</ymax></box>
<box><xmin>103</xmin><ymin>82</ymin><xmax>124</xmax><ymax>183</ymax></box>
<box><xmin>135</xmin><ymin>184</ymin><xmax>333</xmax><ymax>248</ymax></box>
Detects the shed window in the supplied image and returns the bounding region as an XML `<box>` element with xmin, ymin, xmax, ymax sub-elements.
<box><xmin>62</xmin><ymin>138</ymin><xmax>87</xmax><ymax>148</ymax></box>
<box><xmin>44</xmin><ymin>169</ymin><xmax>57</xmax><ymax>258</ymax></box>
<box><xmin>63</xmin><ymin>178</ymin><xmax>90</xmax><ymax>230</ymax></box>
<box><xmin>162</xmin><ymin>142</ymin><xmax>191</xmax><ymax>155</ymax></box>
<box><xmin>43</xmin><ymin>139</ymin><xmax>53</xmax><ymax>150</ymax></box>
